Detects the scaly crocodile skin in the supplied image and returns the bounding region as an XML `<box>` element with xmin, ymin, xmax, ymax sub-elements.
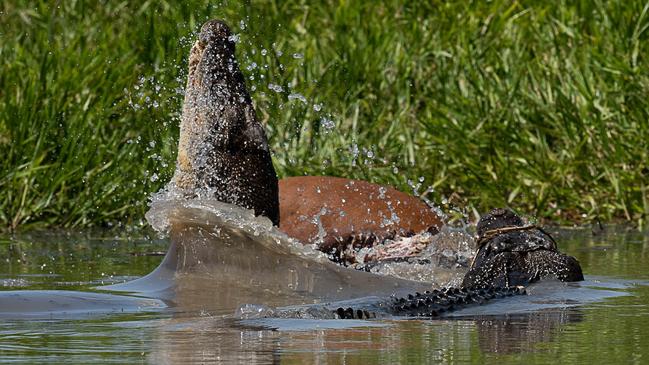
<box><xmin>334</xmin><ymin>286</ymin><xmax>526</xmax><ymax>319</ymax></box>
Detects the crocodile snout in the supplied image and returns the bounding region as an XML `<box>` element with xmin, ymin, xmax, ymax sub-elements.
<box><xmin>198</xmin><ymin>19</ymin><xmax>233</xmax><ymax>46</ymax></box>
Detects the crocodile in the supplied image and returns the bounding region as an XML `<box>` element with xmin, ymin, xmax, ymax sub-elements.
<box><xmin>0</xmin><ymin>20</ymin><xmax>596</xmax><ymax>321</ymax></box>
<box><xmin>331</xmin><ymin>208</ymin><xmax>584</xmax><ymax>319</ymax></box>
<box><xmin>169</xmin><ymin>19</ymin><xmax>584</xmax><ymax>319</ymax></box>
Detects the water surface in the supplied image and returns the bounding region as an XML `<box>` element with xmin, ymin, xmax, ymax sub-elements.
<box><xmin>0</xmin><ymin>227</ymin><xmax>647</xmax><ymax>364</ymax></box>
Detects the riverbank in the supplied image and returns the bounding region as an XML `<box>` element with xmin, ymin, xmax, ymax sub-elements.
<box><xmin>1</xmin><ymin>1</ymin><xmax>647</xmax><ymax>231</ymax></box>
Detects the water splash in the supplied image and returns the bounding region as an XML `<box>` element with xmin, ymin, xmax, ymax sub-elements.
<box><xmin>348</xmin><ymin>226</ymin><xmax>475</xmax><ymax>285</ymax></box>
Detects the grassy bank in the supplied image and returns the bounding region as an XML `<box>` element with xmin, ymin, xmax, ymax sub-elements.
<box><xmin>1</xmin><ymin>0</ymin><xmax>648</xmax><ymax>231</ymax></box>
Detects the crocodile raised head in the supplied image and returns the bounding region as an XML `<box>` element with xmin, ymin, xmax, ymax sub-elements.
<box><xmin>173</xmin><ymin>19</ymin><xmax>279</xmax><ymax>225</ymax></box>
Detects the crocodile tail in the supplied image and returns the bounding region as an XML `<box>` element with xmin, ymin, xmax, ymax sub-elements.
<box><xmin>334</xmin><ymin>286</ymin><xmax>526</xmax><ymax>319</ymax></box>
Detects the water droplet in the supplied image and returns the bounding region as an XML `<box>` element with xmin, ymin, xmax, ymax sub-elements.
<box><xmin>350</xmin><ymin>144</ymin><xmax>359</xmax><ymax>166</ymax></box>
<box><xmin>320</xmin><ymin>117</ymin><xmax>334</xmax><ymax>131</ymax></box>
<box><xmin>288</xmin><ymin>93</ymin><xmax>307</xmax><ymax>104</ymax></box>
<box><xmin>268</xmin><ymin>83</ymin><xmax>283</xmax><ymax>93</ymax></box>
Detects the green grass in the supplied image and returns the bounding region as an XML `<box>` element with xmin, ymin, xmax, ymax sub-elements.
<box><xmin>1</xmin><ymin>0</ymin><xmax>648</xmax><ymax>231</ymax></box>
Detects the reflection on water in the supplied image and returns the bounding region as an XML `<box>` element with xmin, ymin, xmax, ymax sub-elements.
<box><xmin>0</xmin><ymin>227</ymin><xmax>648</xmax><ymax>364</ymax></box>
<box><xmin>474</xmin><ymin>310</ymin><xmax>584</xmax><ymax>354</ymax></box>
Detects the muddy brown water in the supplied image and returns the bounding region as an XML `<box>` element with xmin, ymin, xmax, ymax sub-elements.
<box><xmin>0</xmin><ymin>225</ymin><xmax>648</xmax><ymax>364</ymax></box>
